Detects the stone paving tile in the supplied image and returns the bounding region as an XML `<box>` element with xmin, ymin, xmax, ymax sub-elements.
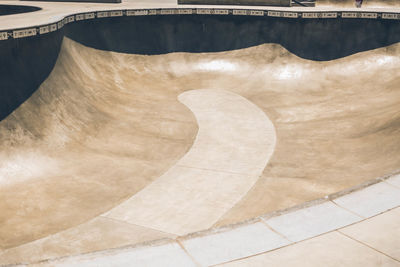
<box><xmin>339</xmin><ymin>207</ymin><xmax>400</xmax><ymax>261</ymax></box>
<box><xmin>181</xmin><ymin>222</ymin><xmax>290</xmax><ymax>266</ymax></box>
<box><xmin>35</xmin><ymin>242</ymin><xmax>196</xmax><ymax>267</ymax></box>
<box><xmin>386</xmin><ymin>174</ymin><xmax>400</xmax><ymax>188</ymax></box>
<box><xmin>216</xmin><ymin>231</ymin><xmax>399</xmax><ymax>267</ymax></box>
<box><xmin>333</xmin><ymin>182</ymin><xmax>400</xmax><ymax>218</ymax></box>
<box><xmin>263</xmin><ymin>201</ymin><xmax>361</xmax><ymax>242</ymax></box>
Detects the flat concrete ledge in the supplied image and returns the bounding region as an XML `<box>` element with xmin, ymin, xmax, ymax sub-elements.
<box><xmin>178</xmin><ymin>0</ymin><xmax>291</xmax><ymax>7</ymax></box>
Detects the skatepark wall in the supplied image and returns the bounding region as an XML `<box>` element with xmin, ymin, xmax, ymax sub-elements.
<box><xmin>64</xmin><ymin>14</ymin><xmax>400</xmax><ymax>61</ymax></box>
<box><xmin>0</xmin><ymin>4</ymin><xmax>41</xmax><ymax>16</ymax></box>
<box><xmin>1</xmin><ymin>8</ymin><xmax>400</xmax><ymax>121</ymax></box>
<box><xmin>0</xmin><ymin>29</ymin><xmax>63</xmax><ymax>122</ymax></box>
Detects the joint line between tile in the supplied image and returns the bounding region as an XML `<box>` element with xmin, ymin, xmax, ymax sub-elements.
<box><xmin>337</xmin><ymin>230</ymin><xmax>400</xmax><ymax>263</ymax></box>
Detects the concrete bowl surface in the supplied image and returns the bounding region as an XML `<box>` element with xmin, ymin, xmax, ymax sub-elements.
<box><xmin>0</xmin><ymin>0</ymin><xmax>399</xmax><ymax>266</ymax></box>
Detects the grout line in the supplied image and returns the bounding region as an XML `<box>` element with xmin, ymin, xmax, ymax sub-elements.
<box><xmin>330</xmin><ymin>200</ymin><xmax>365</xmax><ymax>219</ymax></box>
<box><xmin>176</xmin><ymin>239</ymin><xmax>203</xmax><ymax>267</ymax></box>
<box><xmin>259</xmin><ymin>219</ymin><xmax>293</xmax><ymax>243</ymax></box>
<box><xmin>211</xmin><ymin>175</ymin><xmax>263</xmax><ymax>229</ymax></box>
<box><xmin>337</xmin><ymin>230</ymin><xmax>400</xmax><ymax>263</ymax></box>
<box><xmin>383</xmin><ymin>179</ymin><xmax>400</xmax><ymax>190</ymax></box>
<box><xmin>99</xmin><ymin>215</ymin><xmax>178</xmax><ymax>237</ymax></box>
<box><xmin>209</xmin><ymin>221</ymin><xmax>400</xmax><ymax>267</ymax></box>
<box><xmin>176</xmin><ymin>164</ymin><xmax>254</xmax><ymax>176</ymax></box>
<box><xmin>211</xmin><ymin>206</ymin><xmax>400</xmax><ymax>267</ymax></box>
<box><xmin>207</xmin><ymin>240</ymin><xmax>297</xmax><ymax>267</ymax></box>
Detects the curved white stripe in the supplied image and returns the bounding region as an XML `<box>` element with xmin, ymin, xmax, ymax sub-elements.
<box><xmin>105</xmin><ymin>89</ymin><xmax>276</xmax><ymax>235</ymax></box>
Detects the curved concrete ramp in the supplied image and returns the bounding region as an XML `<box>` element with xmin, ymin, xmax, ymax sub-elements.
<box><xmin>105</xmin><ymin>89</ymin><xmax>276</xmax><ymax>235</ymax></box>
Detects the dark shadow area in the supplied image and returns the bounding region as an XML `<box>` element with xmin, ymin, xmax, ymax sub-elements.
<box><xmin>0</xmin><ymin>5</ymin><xmax>41</xmax><ymax>16</ymax></box>
<box><xmin>65</xmin><ymin>15</ymin><xmax>400</xmax><ymax>61</ymax></box>
<box><xmin>0</xmin><ymin>30</ymin><xmax>64</xmax><ymax>121</ymax></box>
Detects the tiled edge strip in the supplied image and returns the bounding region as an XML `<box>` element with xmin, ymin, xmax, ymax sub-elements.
<box><xmin>1</xmin><ymin>8</ymin><xmax>400</xmax><ymax>42</ymax></box>
<box><xmin>24</xmin><ymin>172</ymin><xmax>400</xmax><ymax>266</ymax></box>
<box><xmin>177</xmin><ymin>172</ymin><xmax>400</xmax><ymax>266</ymax></box>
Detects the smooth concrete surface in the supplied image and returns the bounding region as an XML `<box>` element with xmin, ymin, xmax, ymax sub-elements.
<box><xmin>0</xmin><ymin>0</ymin><xmax>400</xmax><ymax>265</ymax></box>
<box><xmin>0</xmin><ymin>38</ymin><xmax>198</xmax><ymax>250</ymax></box>
<box><xmin>0</xmin><ymin>217</ymin><xmax>175</xmax><ymax>264</ymax></box>
<box><xmin>104</xmin><ymin>89</ymin><xmax>276</xmax><ymax>235</ymax></box>
<box><xmin>2</xmin><ymin>34</ymin><xmax>400</xmax><ymax>263</ymax></box>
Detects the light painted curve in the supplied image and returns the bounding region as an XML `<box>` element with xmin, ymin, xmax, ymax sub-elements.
<box><xmin>104</xmin><ymin>89</ymin><xmax>276</xmax><ymax>235</ymax></box>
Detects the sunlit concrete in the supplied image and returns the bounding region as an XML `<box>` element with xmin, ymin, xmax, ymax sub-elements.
<box><xmin>105</xmin><ymin>89</ymin><xmax>276</xmax><ymax>235</ymax></box>
<box><xmin>0</xmin><ymin>0</ymin><xmax>400</xmax><ymax>265</ymax></box>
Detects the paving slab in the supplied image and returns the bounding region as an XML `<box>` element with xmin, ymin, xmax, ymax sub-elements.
<box><xmin>35</xmin><ymin>242</ymin><xmax>196</xmax><ymax>267</ymax></box>
<box><xmin>386</xmin><ymin>174</ymin><xmax>400</xmax><ymax>188</ymax></box>
<box><xmin>216</xmin><ymin>231</ymin><xmax>400</xmax><ymax>267</ymax></box>
<box><xmin>181</xmin><ymin>222</ymin><xmax>290</xmax><ymax>266</ymax></box>
<box><xmin>339</xmin><ymin>207</ymin><xmax>400</xmax><ymax>261</ymax></box>
<box><xmin>333</xmin><ymin>182</ymin><xmax>400</xmax><ymax>218</ymax></box>
<box><xmin>263</xmin><ymin>201</ymin><xmax>362</xmax><ymax>242</ymax></box>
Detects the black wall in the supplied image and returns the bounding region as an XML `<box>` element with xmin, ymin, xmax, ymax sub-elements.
<box><xmin>0</xmin><ymin>5</ymin><xmax>41</xmax><ymax>16</ymax></box>
<box><xmin>65</xmin><ymin>15</ymin><xmax>400</xmax><ymax>61</ymax></box>
<box><xmin>0</xmin><ymin>30</ymin><xmax>63</xmax><ymax>121</ymax></box>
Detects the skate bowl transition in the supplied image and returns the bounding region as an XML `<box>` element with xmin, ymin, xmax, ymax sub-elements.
<box><xmin>0</xmin><ymin>2</ymin><xmax>400</xmax><ymax>266</ymax></box>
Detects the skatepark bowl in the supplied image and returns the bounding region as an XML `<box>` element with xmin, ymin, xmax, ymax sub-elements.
<box><xmin>0</xmin><ymin>1</ymin><xmax>400</xmax><ymax>266</ymax></box>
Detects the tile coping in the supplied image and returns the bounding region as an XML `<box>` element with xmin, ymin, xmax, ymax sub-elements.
<box><xmin>1</xmin><ymin>5</ymin><xmax>400</xmax><ymax>40</ymax></box>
